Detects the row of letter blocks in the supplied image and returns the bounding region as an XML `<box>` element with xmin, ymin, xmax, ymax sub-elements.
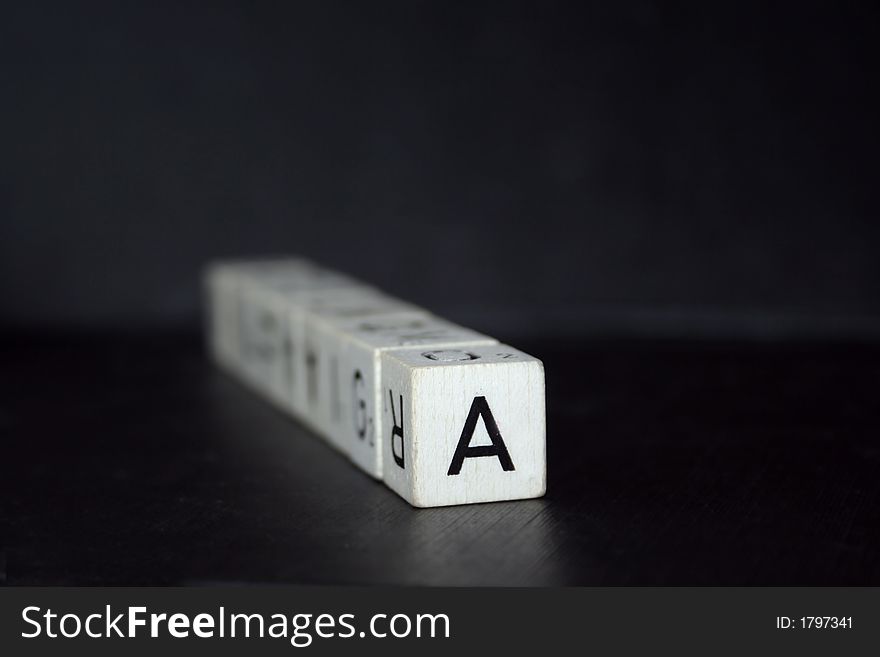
<box><xmin>205</xmin><ymin>258</ymin><xmax>546</xmax><ymax>507</ymax></box>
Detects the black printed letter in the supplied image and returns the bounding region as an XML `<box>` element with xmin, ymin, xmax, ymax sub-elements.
<box><xmin>389</xmin><ymin>390</ymin><xmax>405</xmax><ymax>468</ymax></box>
<box><xmin>353</xmin><ymin>370</ymin><xmax>367</xmax><ymax>440</ymax></box>
<box><xmin>447</xmin><ymin>396</ymin><xmax>515</xmax><ymax>475</ymax></box>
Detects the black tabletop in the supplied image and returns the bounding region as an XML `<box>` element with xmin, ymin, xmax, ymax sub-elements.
<box><xmin>4</xmin><ymin>332</ymin><xmax>879</xmax><ymax>585</ymax></box>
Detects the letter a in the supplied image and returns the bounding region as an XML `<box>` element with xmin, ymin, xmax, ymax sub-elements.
<box><xmin>447</xmin><ymin>396</ymin><xmax>515</xmax><ymax>475</ymax></box>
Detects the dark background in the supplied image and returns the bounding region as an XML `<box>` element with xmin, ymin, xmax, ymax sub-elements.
<box><xmin>4</xmin><ymin>2</ymin><xmax>880</xmax><ymax>586</ymax></box>
<box><xmin>2</xmin><ymin>1</ymin><xmax>878</xmax><ymax>338</ymax></box>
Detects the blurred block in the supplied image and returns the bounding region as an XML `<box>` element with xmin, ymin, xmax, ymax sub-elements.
<box><xmin>204</xmin><ymin>257</ymin><xmax>546</xmax><ymax>507</ymax></box>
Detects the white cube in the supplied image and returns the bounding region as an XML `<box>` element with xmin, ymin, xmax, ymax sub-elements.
<box><xmin>380</xmin><ymin>344</ymin><xmax>546</xmax><ymax>507</ymax></box>
<box><xmin>296</xmin><ymin>295</ymin><xmax>426</xmax><ymax>447</ymax></box>
<box><xmin>234</xmin><ymin>267</ymin><xmax>367</xmax><ymax>406</ymax></box>
<box><xmin>203</xmin><ymin>257</ymin><xmax>316</xmax><ymax>377</ymax></box>
<box><xmin>309</xmin><ymin>312</ymin><xmax>498</xmax><ymax>477</ymax></box>
<box><xmin>203</xmin><ymin>266</ymin><xmax>242</xmax><ymax>370</ymax></box>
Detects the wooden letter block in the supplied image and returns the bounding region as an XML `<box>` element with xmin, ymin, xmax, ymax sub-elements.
<box><xmin>380</xmin><ymin>344</ymin><xmax>546</xmax><ymax>507</ymax></box>
<box><xmin>321</xmin><ymin>313</ymin><xmax>497</xmax><ymax>478</ymax></box>
<box><xmin>204</xmin><ymin>257</ymin><xmax>316</xmax><ymax>378</ymax></box>
<box><xmin>235</xmin><ymin>267</ymin><xmax>363</xmax><ymax>408</ymax></box>
<box><xmin>204</xmin><ymin>265</ymin><xmax>242</xmax><ymax>371</ymax></box>
<box><xmin>292</xmin><ymin>292</ymin><xmax>421</xmax><ymax>442</ymax></box>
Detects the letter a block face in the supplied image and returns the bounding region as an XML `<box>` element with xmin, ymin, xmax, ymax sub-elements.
<box><xmin>380</xmin><ymin>344</ymin><xmax>546</xmax><ymax>507</ymax></box>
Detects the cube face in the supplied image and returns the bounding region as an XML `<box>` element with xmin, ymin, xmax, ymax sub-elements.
<box><xmin>204</xmin><ymin>269</ymin><xmax>241</xmax><ymax>370</ymax></box>
<box><xmin>292</xmin><ymin>294</ymin><xmax>424</xmax><ymax>444</ymax></box>
<box><xmin>204</xmin><ymin>258</ymin><xmax>317</xmax><ymax>375</ymax></box>
<box><xmin>235</xmin><ymin>273</ymin><xmax>367</xmax><ymax>408</ymax></box>
<box><xmin>204</xmin><ymin>257</ymin><xmax>326</xmax><ymax>380</ymax></box>
<box><xmin>327</xmin><ymin>313</ymin><xmax>498</xmax><ymax>478</ymax></box>
<box><xmin>380</xmin><ymin>345</ymin><xmax>546</xmax><ymax>507</ymax></box>
<box><xmin>237</xmin><ymin>285</ymin><xmax>287</xmax><ymax>397</ymax></box>
<box><xmin>341</xmin><ymin>345</ymin><xmax>382</xmax><ymax>470</ymax></box>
